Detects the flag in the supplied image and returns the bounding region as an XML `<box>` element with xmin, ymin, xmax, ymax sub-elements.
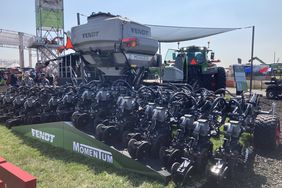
<box><xmin>245</xmin><ymin>67</ymin><xmax>251</xmax><ymax>73</ymax></box>
<box><xmin>65</xmin><ymin>36</ymin><xmax>73</xmax><ymax>49</ymax></box>
<box><xmin>57</xmin><ymin>33</ymin><xmax>73</xmax><ymax>53</ymax></box>
<box><xmin>259</xmin><ymin>67</ymin><xmax>268</xmax><ymax>73</ymax></box>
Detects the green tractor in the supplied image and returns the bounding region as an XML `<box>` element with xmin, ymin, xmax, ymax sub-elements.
<box><xmin>163</xmin><ymin>46</ymin><xmax>226</xmax><ymax>91</ymax></box>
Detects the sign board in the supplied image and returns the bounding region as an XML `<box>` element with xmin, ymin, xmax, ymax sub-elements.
<box><xmin>11</xmin><ymin>122</ymin><xmax>169</xmax><ymax>182</ymax></box>
<box><xmin>35</xmin><ymin>0</ymin><xmax>64</xmax><ymax>29</ymax></box>
<box><xmin>233</xmin><ymin>65</ymin><xmax>248</xmax><ymax>93</ymax></box>
<box><xmin>38</xmin><ymin>0</ymin><xmax>63</xmax><ymax>10</ymax></box>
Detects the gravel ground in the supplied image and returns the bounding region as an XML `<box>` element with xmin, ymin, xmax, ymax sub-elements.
<box><xmin>202</xmin><ymin>97</ymin><xmax>282</xmax><ymax>188</ymax></box>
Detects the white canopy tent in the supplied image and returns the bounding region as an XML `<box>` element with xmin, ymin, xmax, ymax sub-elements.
<box><xmin>146</xmin><ymin>25</ymin><xmax>240</xmax><ymax>42</ymax></box>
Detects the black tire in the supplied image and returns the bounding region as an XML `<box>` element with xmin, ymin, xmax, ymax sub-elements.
<box><xmin>76</xmin><ymin>113</ymin><xmax>90</xmax><ymax>128</ymax></box>
<box><xmin>159</xmin><ymin>146</ymin><xmax>168</xmax><ymax>167</ymax></box>
<box><xmin>128</xmin><ymin>139</ymin><xmax>138</xmax><ymax>159</ymax></box>
<box><xmin>254</xmin><ymin>114</ymin><xmax>280</xmax><ymax>151</ymax></box>
<box><xmin>215</xmin><ymin>67</ymin><xmax>226</xmax><ymax>90</ymax></box>
<box><xmin>171</xmin><ymin>162</ymin><xmax>180</xmax><ymax>175</ymax></box>
<box><xmin>40</xmin><ymin>114</ymin><xmax>49</xmax><ymax>123</ymax></box>
<box><xmin>31</xmin><ymin>115</ymin><xmax>41</xmax><ymax>124</ymax></box>
<box><xmin>201</xmin><ymin>74</ymin><xmax>213</xmax><ymax>91</ymax></box>
<box><xmin>103</xmin><ymin>126</ymin><xmax>116</xmax><ymax>145</ymax></box>
<box><xmin>136</xmin><ymin>142</ymin><xmax>150</xmax><ymax>161</ymax></box>
<box><xmin>266</xmin><ymin>89</ymin><xmax>276</xmax><ymax>99</ymax></box>
<box><xmin>93</xmin><ymin>116</ymin><xmax>103</xmax><ymax>131</ymax></box>
<box><xmin>168</xmin><ymin>149</ymin><xmax>183</xmax><ymax>170</ymax></box>
<box><xmin>6</xmin><ymin>118</ymin><xmax>22</xmax><ymax>128</ymax></box>
<box><xmin>242</xmin><ymin>146</ymin><xmax>255</xmax><ymax>173</ymax></box>
<box><xmin>151</xmin><ymin>134</ymin><xmax>169</xmax><ymax>158</ymax></box>
<box><xmin>171</xmin><ymin>162</ymin><xmax>182</xmax><ymax>185</ymax></box>
<box><xmin>49</xmin><ymin>114</ymin><xmax>59</xmax><ymax>122</ymax></box>
<box><xmin>122</xmin><ymin>131</ymin><xmax>130</xmax><ymax>148</ymax></box>
<box><xmin>95</xmin><ymin>124</ymin><xmax>106</xmax><ymax>141</ymax></box>
<box><xmin>0</xmin><ymin>116</ymin><xmax>8</xmax><ymax>123</ymax></box>
<box><xmin>71</xmin><ymin>111</ymin><xmax>80</xmax><ymax>125</ymax></box>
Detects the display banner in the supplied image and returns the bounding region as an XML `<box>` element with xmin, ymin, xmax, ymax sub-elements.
<box><xmin>36</xmin><ymin>0</ymin><xmax>64</xmax><ymax>29</ymax></box>
<box><xmin>233</xmin><ymin>65</ymin><xmax>248</xmax><ymax>93</ymax></box>
<box><xmin>11</xmin><ymin>122</ymin><xmax>168</xmax><ymax>182</ymax></box>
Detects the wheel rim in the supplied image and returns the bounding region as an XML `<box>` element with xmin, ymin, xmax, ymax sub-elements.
<box><xmin>268</xmin><ymin>91</ymin><xmax>274</xmax><ymax>98</ymax></box>
<box><xmin>275</xmin><ymin>124</ymin><xmax>280</xmax><ymax>146</ymax></box>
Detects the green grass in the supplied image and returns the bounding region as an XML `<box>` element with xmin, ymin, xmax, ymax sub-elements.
<box><xmin>0</xmin><ymin>125</ymin><xmax>174</xmax><ymax>188</ymax></box>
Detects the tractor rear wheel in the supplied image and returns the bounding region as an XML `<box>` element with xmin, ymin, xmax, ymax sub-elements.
<box><xmin>215</xmin><ymin>67</ymin><xmax>226</xmax><ymax>90</ymax></box>
<box><xmin>201</xmin><ymin>74</ymin><xmax>213</xmax><ymax>91</ymax></box>
<box><xmin>254</xmin><ymin>114</ymin><xmax>280</xmax><ymax>151</ymax></box>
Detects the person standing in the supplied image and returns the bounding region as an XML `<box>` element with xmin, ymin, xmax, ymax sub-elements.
<box><xmin>41</xmin><ymin>74</ymin><xmax>50</xmax><ymax>86</ymax></box>
<box><xmin>46</xmin><ymin>74</ymin><xmax>54</xmax><ymax>85</ymax></box>
<box><xmin>10</xmin><ymin>74</ymin><xmax>18</xmax><ymax>87</ymax></box>
<box><xmin>23</xmin><ymin>72</ymin><xmax>34</xmax><ymax>87</ymax></box>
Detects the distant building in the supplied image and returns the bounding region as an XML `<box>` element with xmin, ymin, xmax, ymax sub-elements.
<box><xmin>0</xmin><ymin>59</ymin><xmax>20</xmax><ymax>68</ymax></box>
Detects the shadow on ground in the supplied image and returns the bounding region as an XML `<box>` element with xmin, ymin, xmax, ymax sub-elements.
<box><xmin>255</xmin><ymin>145</ymin><xmax>282</xmax><ymax>160</ymax></box>
<box><xmin>202</xmin><ymin>172</ymin><xmax>267</xmax><ymax>188</ymax></box>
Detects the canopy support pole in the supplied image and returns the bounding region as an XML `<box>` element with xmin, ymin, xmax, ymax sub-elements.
<box><xmin>250</xmin><ymin>26</ymin><xmax>255</xmax><ymax>94</ymax></box>
<box><xmin>158</xmin><ymin>42</ymin><xmax>163</xmax><ymax>83</ymax></box>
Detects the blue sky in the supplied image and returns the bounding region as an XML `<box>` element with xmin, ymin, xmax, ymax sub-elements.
<box><xmin>0</xmin><ymin>0</ymin><xmax>281</xmax><ymax>67</ymax></box>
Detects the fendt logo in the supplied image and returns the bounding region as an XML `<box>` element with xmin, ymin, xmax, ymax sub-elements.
<box><xmin>31</xmin><ymin>129</ymin><xmax>55</xmax><ymax>143</ymax></box>
<box><xmin>82</xmin><ymin>31</ymin><xmax>99</xmax><ymax>39</ymax></box>
<box><xmin>73</xmin><ymin>141</ymin><xmax>113</xmax><ymax>163</ymax></box>
<box><xmin>131</xmin><ymin>28</ymin><xmax>149</xmax><ymax>36</ymax></box>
